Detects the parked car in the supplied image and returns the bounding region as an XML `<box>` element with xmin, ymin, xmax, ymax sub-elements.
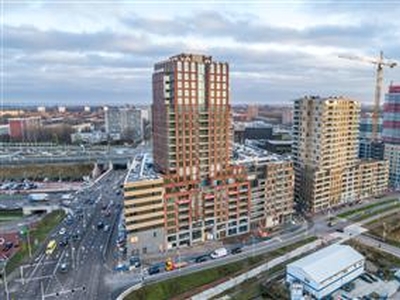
<box><xmin>59</xmin><ymin>262</ymin><xmax>69</xmax><ymax>273</ymax></box>
<box><xmin>104</xmin><ymin>225</ymin><xmax>110</xmax><ymax>232</ymax></box>
<box><xmin>231</xmin><ymin>247</ymin><xmax>242</xmax><ymax>254</ymax></box>
<box><xmin>97</xmin><ymin>221</ymin><xmax>104</xmax><ymax>230</ymax></box>
<box><xmin>148</xmin><ymin>265</ymin><xmax>160</xmax><ymax>275</ymax></box>
<box><xmin>3</xmin><ymin>242</ymin><xmax>13</xmax><ymax>252</ymax></box>
<box><xmin>59</xmin><ymin>227</ymin><xmax>66</xmax><ymax>235</ymax></box>
<box><xmin>129</xmin><ymin>256</ymin><xmax>141</xmax><ymax>268</ymax></box>
<box><xmin>114</xmin><ymin>263</ymin><xmax>129</xmax><ymax>272</ymax></box>
<box><xmin>195</xmin><ymin>255</ymin><xmax>209</xmax><ymax>263</ymax></box>
<box><xmin>210</xmin><ymin>247</ymin><xmax>228</xmax><ymax>259</ymax></box>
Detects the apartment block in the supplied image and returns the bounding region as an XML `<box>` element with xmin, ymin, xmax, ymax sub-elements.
<box><xmin>105</xmin><ymin>107</ymin><xmax>143</xmax><ymax>142</ymax></box>
<box><xmin>385</xmin><ymin>143</ymin><xmax>400</xmax><ymax>189</ymax></box>
<box><xmin>233</xmin><ymin>144</ymin><xmax>294</xmax><ymax>229</ymax></box>
<box><xmin>292</xmin><ymin>96</ymin><xmax>388</xmax><ymax>213</ymax></box>
<box><xmin>8</xmin><ymin>116</ymin><xmax>41</xmax><ymax>141</ymax></box>
<box><xmin>383</xmin><ymin>85</ymin><xmax>400</xmax><ymax>189</ymax></box>
<box><xmin>123</xmin><ymin>53</ymin><xmax>294</xmax><ymax>255</ymax></box>
<box><xmin>124</xmin><ymin>154</ymin><xmax>165</xmax><ymax>255</ymax></box>
<box><xmin>355</xmin><ymin>160</ymin><xmax>389</xmax><ymax>199</ymax></box>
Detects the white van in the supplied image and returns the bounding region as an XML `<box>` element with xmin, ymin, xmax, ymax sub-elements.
<box><xmin>210</xmin><ymin>247</ymin><xmax>228</xmax><ymax>259</ymax></box>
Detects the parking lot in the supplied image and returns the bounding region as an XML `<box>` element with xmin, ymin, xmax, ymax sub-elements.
<box><xmin>332</xmin><ymin>274</ymin><xmax>400</xmax><ymax>299</ymax></box>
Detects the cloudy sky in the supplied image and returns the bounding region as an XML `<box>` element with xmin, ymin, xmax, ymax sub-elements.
<box><xmin>3</xmin><ymin>0</ymin><xmax>400</xmax><ymax>106</ymax></box>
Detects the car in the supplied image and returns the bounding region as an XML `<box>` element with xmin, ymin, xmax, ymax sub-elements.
<box><xmin>231</xmin><ymin>247</ymin><xmax>242</xmax><ymax>254</ymax></box>
<box><xmin>3</xmin><ymin>242</ymin><xmax>13</xmax><ymax>252</ymax></box>
<box><xmin>210</xmin><ymin>247</ymin><xmax>228</xmax><ymax>259</ymax></box>
<box><xmin>114</xmin><ymin>263</ymin><xmax>129</xmax><ymax>272</ymax></box>
<box><xmin>65</xmin><ymin>217</ymin><xmax>73</xmax><ymax>226</ymax></box>
<box><xmin>104</xmin><ymin>225</ymin><xmax>110</xmax><ymax>232</ymax></box>
<box><xmin>195</xmin><ymin>255</ymin><xmax>209</xmax><ymax>263</ymax></box>
<box><xmin>59</xmin><ymin>238</ymin><xmax>68</xmax><ymax>247</ymax></box>
<box><xmin>59</xmin><ymin>227</ymin><xmax>66</xmax><ymax>235</ymax></box>
<box><xmin>97</xmin><ymin>221</ymin><xmax>104</xmax><ymax>230</ymax></box>
<box><xmin>72</xmin><ymin>232</ymin><xmax>80</xmax><ymax>241</ymax></box>
<box><xmin>129</xmin><ymin>256</ymin><xmax>141</xmax><ymax>268</ymax></box>
<box><xmin>148</xmin><ymin>265</ymin><xmax>160</xmax><ymax>275</ymax></box>
<box><xmin>59</xmin><ymin>262</ymin><xmax>68</xmax><ymax>273</ymax></box>
<box><xmin>336</xmin><ymin>228</ymin><xmax>344</xmax><ymax>233</ymax></box>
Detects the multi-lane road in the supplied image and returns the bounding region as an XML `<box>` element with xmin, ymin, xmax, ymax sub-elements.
<box><xmin>7</xmin><ymin>170</ymin><xmax>126</xmax><ymax>300</ymax></box>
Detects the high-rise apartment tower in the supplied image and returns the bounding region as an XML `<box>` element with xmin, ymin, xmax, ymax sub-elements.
<box><xmin>293</xmin><ymin>96</ymin><xmax>388</xmax><ymax>213</ymax></box>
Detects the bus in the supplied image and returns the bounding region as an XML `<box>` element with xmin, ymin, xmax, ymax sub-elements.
<box><xmin>46</xmin><ymin>240</ymin><xmax>57</xmax><ymax>255</ymax></box>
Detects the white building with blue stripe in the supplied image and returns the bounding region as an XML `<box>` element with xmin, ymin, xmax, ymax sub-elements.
<box><xmin>286</xmin><ymin>244</ymin><xmax>365</xmax><ymax>299</ymax></box>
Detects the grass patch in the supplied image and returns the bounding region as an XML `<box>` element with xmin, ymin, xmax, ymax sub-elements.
<box><xmin>0</xmin><ymin>209</ymin><xmax>23</xmax><ymax>218</ymax></box>
<box><xmin>5</xmin><ymin>210</ymin><xmax>65</xmax><ymax>274</ymax></box>
<box><xmin>126</xmin><ymin>236</ymin><xmax>317</xmax><ymax>300</ymax></box>
<box><xmin>353</xmin><ymin>203</ymin><xmax>400</xmax><ymax>222</ymax></box>
<box><xmin>0</xmin><ymin>163</ymin><xmax>94</xmax><ymax>181</ymax></box>
<box><xmin>365</xmin><ymin>211</ymin><xmax>400</xmax><ymax>248</ymax></box>
<box><xmin>0</xmin><ymin>209</ymin><xmax>23</xmax><ymax>222</ymax></box>
<box><xmin>337</xmin><ymin>198</ymin><xmax>398</xmax><ymax>219</ymax></box>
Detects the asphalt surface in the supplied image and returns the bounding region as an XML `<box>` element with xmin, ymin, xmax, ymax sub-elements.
<box><xmin>6</xmin><ymin>170</ymin><xmax>126</xmax><ymax>300</ymax></box>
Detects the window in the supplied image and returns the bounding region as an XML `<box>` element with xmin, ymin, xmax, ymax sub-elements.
<box><xmin>153</xmin><ymin>231</ymin><xmax>157</xmax><ymax>238</ymax></box>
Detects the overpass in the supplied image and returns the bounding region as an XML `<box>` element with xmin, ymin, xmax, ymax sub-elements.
<box><xmin>22</xmin><ymin>205</ymin><xmax>63</xmax><ymax>216</ymax></box>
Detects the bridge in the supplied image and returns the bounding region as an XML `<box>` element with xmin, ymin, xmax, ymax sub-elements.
<box><xmin>0</xmin><ymin>144</ymin><xmax>151</xmax><ymax>169</ymax></box>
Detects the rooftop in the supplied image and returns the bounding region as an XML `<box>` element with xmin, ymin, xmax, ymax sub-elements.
<box><xmin>287</xmin><ymin>244</ymin><xmax>364</xmax><ymax>284</ymax></box>
<box><xmin>125</xmin><ymin>153</ymin><xmax>161</xmax><ymax>183</ymax></box>
<box><xmin>232</xmin><ymin>142</ymin><xmax>292</xmax><ymax>165</ymax></box>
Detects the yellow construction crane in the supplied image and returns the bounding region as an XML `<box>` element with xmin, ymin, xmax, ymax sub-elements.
<box><xmin>339</xmin><ymin>51</ymin><xmax>397</xmax><ymax>141</ymax></box>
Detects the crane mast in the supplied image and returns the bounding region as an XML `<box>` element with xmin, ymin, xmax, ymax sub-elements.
<box><xmin>339</xmin><ymin>51</ymin><xmax>397</xmax><ymax>141</ymax></box>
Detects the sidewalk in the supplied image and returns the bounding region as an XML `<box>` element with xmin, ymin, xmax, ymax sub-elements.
<box><xmin>141</xmin><ymin>240</ymin><xmax>224</xmax><ymax>264</ymax></box>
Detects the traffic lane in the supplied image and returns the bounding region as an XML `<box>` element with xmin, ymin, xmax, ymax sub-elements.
<box><xmin>12</xmin><ymin>170</ymin><xmax>124</xmax><ymax>299</ymax></box>
<box><xmin>145</xmin><ymin>232</ymin><xmax>312</xmax><ymax>285</ymax></box>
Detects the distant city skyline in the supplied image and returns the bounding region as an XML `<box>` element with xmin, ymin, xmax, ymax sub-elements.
<box><xmin>3</xmin><ymin>1</ymin><xmax>400</xmax><ymax>106</ymax></box>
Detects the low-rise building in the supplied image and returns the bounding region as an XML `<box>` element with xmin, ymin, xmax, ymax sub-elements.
<box><xmin>286</xmin><ymin>245</ymin><xmax>365</xmax><ymax>299</ymax></box>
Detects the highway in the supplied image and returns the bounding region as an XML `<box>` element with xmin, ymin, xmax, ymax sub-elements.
<box><xmin>7</xmin><ymin>170</ymin><xmax>126</xmax><ymax>300</ymax></box>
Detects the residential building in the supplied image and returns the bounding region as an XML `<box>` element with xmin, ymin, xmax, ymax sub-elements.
<box><xmin>383</xmin><ymin>85</ymin><xmax>400</xmax><ymax>189</ymax></box>
<box><xmin>292</xmin><ymin>96</ymin><xmax>388</xmax><ymax>213</ymax></box>
<box><xmin>124</xmin><ymin>154</ymin><xmax>165</xmax><ymax>255</ymax></box>
<box><xmin>282</xmin><ymin>108</ymin><xmax>293</xmax><ymax>125</ymax></box>
<box><xmin>385</xmin><ymin>144</ymin><xmax>400</xmax><ymax>189</ymax></box>
<box><xmin>246</xmin><ymin>104</ymin><xmax>259</xmax><ymax>121</ymax></box>
<box><xmin>359</xmin><ymin>113</ymin><xmax>382</xmax><ymax>140</ymax></box>
<box><xmin>286</xmin><ymin>244</ymin><xmax>365</xmax><ymax>300</ymax></box>
<box><xmin>153</xmin><ymin>53</ymin><xmax>251</xmax><ymax>248</ymax></box>
<box><xmin>383</xmin><ymin>85</ymin><xmax>400</xmax><ymax>144</ymax></box>
<box><xmin>105</xmin><ymin>107</ymin><xmax>143</xmax><ymax>142</ymax></box>
<box><xmin>359</xmin><ymin>140</ymin><xmax>385</xmax><ymax>160</ymax></box>
<box><xmin>356</xmin><ymin>159</ymin><xmax>389</xmax><ymax>198</ymax></box>
<box><xmin>8</xmin><ymin>116</ymin><xmax>41</xmax><ymax>141</ymax></box>
<box><xmin>232</xmin><ymin>144</ymin><xmax>294</xmax><ymax>229</ymax></box>
<box><xmin>123</xmin><ymin>54</ymin><xmax>294</xmax><ymax>255</ymax></box>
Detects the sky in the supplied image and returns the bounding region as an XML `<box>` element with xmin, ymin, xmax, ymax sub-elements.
<box><xmin>3</xmin><ymin>0</ymin><xmax>400</xmax><ymax>106</ymax></box>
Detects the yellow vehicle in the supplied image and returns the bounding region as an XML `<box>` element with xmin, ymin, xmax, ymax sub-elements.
<box><xmin>46</xmin><ymin>240</ymin><xmax>57</xmax><ymax>255</ymax></box>
<box><xmin>165</xmin><ymin>258</ymin><xmax>174</xmax><ymax>271</ymax></box>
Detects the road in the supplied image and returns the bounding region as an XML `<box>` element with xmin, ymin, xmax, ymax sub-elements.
<box><xmin>356</xmin><ymin>234</ymin><xmax>400</xmax><ymax>258</ymax></box>
<box><xmin>6</xmin><ymin>170</ymin><xmax>126</xmax><ymax>300</ymax></box>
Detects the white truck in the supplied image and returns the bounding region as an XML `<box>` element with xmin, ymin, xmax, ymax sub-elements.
<box><xmin>210</xmin><ymin>247</ymin><xmax>228</xmax><ymax>259</ymax></box>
